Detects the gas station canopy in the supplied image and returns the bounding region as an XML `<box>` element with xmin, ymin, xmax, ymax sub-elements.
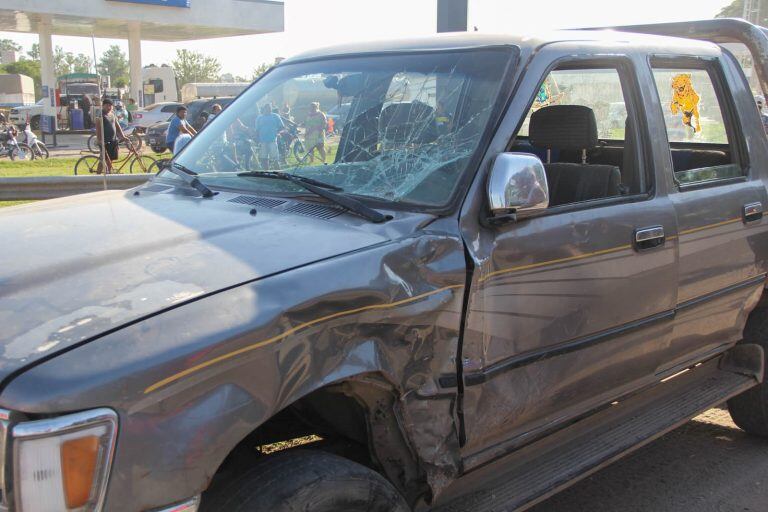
<box><xmin>0</xmin><ymin>0</ymin><xmax>284</xmax><ymax>41</ymax></box>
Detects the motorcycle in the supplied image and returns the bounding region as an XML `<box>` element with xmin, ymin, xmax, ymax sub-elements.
<box><xmin>277</xmin><ymin>119</ymin><xmax>306</xmax><ymax>165</ymax></box>
<box><xmin>0</xmin><ymin>125</ymin><xmax>33</xmax><ymax>161</ymax></box>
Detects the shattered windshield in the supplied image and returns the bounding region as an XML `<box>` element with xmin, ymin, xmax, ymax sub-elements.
<box><xmin>173</xmin><ymin>49</ymin><xmax>513</xmax><ymax>207</ymax></box>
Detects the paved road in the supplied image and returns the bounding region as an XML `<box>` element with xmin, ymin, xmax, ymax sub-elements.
<box><xmin>531</xmin><ymin>407</ymin><xmax>768</xmax><ymax>512</ymax></box>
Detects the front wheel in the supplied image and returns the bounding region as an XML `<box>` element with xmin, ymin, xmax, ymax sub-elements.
<box><xmin>74</xmin><ymin>155</ymin><xmax>104</xmax><ymax>175</ymax></box>
<box><xmin>200</xmin><ymin>450</ymin><xmax>409</xmax><ymax>512</ymax></box>
<box><xmin>10</xmin><ymin>144</ymin><xmax>33</xmax><ymax>161</ymax></box>
<box><xmin>32</xmin><ymin>142</ymin><xmax>49</xmax><ymax>159</ymax></box>
<box><xmin>130</xmin><ymin>155</ymin><xmax>156</xmax><ymax>174</ymax></box>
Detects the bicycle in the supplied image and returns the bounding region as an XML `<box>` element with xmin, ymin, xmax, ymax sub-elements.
<box><xmin>87</xmin><ymin>125</ymin><xmax>143</xmax><ymax>154</ymax></box>
<box><xmin>74</xmin><ymin>138</ymin><xmax>156</xmax><ymax>175</ymax></box>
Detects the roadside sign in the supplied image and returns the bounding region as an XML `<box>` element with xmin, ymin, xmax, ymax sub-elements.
<box><xmin>143</xmin><ymin>83</ymin><xmax>155</xmax><ymax>95</ymax></box>
<box><xmin>42</xmin><ymin>85</ymin><xmax>49</xmax><ymax>98</ymax></box>
<box><xmin>108</xmin><ymin>0</ymin><xmax>191</xmax><ymax>7</ymax></box>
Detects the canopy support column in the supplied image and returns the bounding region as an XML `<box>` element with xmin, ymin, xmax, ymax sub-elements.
<box><xmin>128</xmin><ymin>23</ymin><xmax>142</xmax><ymax>107</ymax></box>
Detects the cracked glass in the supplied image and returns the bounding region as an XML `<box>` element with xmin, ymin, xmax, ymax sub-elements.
<box><xmin>173</xmin><ymin>49</ymin><xmax>513</xmax><ymax>208</ymax></box>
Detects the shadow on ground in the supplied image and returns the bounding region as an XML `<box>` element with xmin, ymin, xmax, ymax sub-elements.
<box><xmin>530</xmin><ymin>407</ymin><xmax>768</xmax><ymax>512</ymax></box>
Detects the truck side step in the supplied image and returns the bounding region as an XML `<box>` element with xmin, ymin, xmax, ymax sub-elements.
<box><xmin>431</xmin><ymin>349</ymin><xmax>762</xmax><ymax>512</ymax></box>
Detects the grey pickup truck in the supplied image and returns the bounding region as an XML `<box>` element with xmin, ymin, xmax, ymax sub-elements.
<box><xmin>2</xmin><ymin>18</ymin><xmax>768</xmax><ymax>512</ymax></box>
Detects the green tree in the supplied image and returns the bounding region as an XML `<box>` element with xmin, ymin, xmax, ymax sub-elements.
<box><xmin>1</xmin><ymin>60</ymin><xmax>42</xmax><ymax>98</ymax></box>
<box><xmin>27</xmin><ymin>44</ymin><xmax>39</xmax><ymax>61</ymax></box>
<box><xmin>251</xmin><ymin>63</ymin><xmax>270</xmax><ymax>81</ymax></box>
<box><xmin>172</xmin><ymin>49</ymin><xmax>221</xmax><ymax>87</ymax></box>
<box><xmin>97</xmin><ymin>45</ymin><xmax>129</xmax><ymax>87</ymax></box>
<box><xmin>0</xmin><ymin>39</ymin><xmax>21</xmax><ymax>53</ymax></box>
<box><xmin>716</xmin><ymin>0</ymin><xmax>768</xmax><ymax>25</ymax></box>
<box><xmin>51</xmin><ymin>46</ymin><xmax>93</xmax><ymax>77</ymax></box>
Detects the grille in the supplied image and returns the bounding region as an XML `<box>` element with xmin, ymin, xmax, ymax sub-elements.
<box><xmin>228</xmin><ymin>195</ymin><xmax>287</xmax><ymax>209</ymax></box>
<box><xmin>284</xmin><ymin>202</ymin><xmax>344</xmax><ymax>220</ymax></box>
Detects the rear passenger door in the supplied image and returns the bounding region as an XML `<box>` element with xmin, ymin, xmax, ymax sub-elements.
<box><xmin>648</xmin><ymin>55</ymin><xmax>768</xmax><ymax>372</ymax></box>
<box><xmin>459</xmin><ymin>54</ymin><xmax>679</xmax><ymax>467</ymax></box>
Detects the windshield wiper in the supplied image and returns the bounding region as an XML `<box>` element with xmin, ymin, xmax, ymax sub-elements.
<box><xmin>165</xmin><ymin>162</ymin><xmax>215</xmax><ymax>198</ymax></box>
<box><xmin>237</xmin><ymin>171</ymin><xmax>388</xmax><ymax>223</ymax></box>
<box><xmin>237</xmin><ymin>171</ymin><xmax>343</xmax><ymax>191</ymax></box>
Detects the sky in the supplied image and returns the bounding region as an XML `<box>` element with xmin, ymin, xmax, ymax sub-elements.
<box><xmin>0</xmin><ymin>0</ymin><xmax>737</xmax><ymax>77</ymax></box>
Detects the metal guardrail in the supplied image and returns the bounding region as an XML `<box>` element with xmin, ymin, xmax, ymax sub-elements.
<box><xmin>0</xmin><ymin>174</ymin><xmax>152</xmax><ymax>201</ymax></box>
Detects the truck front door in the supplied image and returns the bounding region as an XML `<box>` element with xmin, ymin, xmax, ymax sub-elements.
<box><xmin>457</xmin><ymin>50</ymin><xmax>680</xmax><ymax>468</ymax></box>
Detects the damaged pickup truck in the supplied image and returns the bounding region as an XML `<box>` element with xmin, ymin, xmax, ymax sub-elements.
<box><xmin>2</xmin><ymin>18</ymin><xmax>768</xmax><ymax>512</ymax></box>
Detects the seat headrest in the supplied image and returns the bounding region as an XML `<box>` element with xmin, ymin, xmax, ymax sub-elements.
<box><xmin>379</xmin><ymin>101</ymin><xmax>436</xmax><ymax>144</ymax></box>
<box><xmin>529</xmin><ymin>105</ymin><xmax>598</xmax><ymax>150</ymax></box>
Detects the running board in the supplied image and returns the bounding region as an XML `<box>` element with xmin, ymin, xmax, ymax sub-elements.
<box><xmin>430</xmin><ymin>345</ymin><xmax>763</xmax><ymax>512</ymax></box>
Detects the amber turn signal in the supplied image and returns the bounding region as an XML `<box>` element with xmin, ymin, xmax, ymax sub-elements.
<box><xmin>60</xmin><ymin>436</ymin><xmax>100</xmax><ymax>508</ymax></box>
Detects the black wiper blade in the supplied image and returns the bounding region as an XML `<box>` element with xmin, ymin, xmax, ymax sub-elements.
<box><xmin>165</xmin><ymin>162</ymin><xmax>214</xmax><ymax>198</ymax></box>
<box><xmin>236</xmin><ymin>170</ymin><xmax>343</xmax><ymax>191</ymax></box>
<box><xmin>238</xmin><ymin>171</ymin><xmax>387</xmax><ymax>223</ymax></box>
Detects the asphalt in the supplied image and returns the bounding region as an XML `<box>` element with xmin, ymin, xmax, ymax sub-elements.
<box><xmin>531</xmin><ymin>407</ymin><xmax>768</xmax><ymax>512</ymax></box>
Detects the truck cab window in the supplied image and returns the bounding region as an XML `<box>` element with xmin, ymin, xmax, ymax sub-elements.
<box><xmin>650</xmin><ymin>64</ymin><xmax>743</xmax><ymax>185</ymax></box>
<box><xmin>509</xmin><ymin>65</ymin><xmax>644</xmax><ymax>207</ymax></box>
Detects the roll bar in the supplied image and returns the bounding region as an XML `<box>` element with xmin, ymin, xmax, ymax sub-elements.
<box><xmin>582</xmin><ymin>18</ymin><xmax>768</xmax><ymax>95</ymax></box>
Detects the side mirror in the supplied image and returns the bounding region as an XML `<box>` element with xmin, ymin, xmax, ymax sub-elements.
<box><xmin>487</xmin><ymin>153</ymin><xmax>549</xmax><ymax>224</ymax></box>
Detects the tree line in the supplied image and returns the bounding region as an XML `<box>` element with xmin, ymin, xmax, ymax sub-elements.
<box><xmin>0</xmin><ymin>39</ymin><xmax>271</xmax><ymax>101</ymax></box>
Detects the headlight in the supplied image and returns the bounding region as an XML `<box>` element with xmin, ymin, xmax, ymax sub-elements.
<box><xmin>12</xmin><ymin>409</ymin><xmax>117</xmax><ymax>512</ymax></box>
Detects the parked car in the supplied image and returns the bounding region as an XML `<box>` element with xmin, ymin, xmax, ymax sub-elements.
<box><xmin>2</xmin><ymin>19</ymin><xmax>768</xmax><ymax>512</ymax></box>
<box><xmin>147</xmin><ymin>97</ymin><xmax>235</xmax><ymax>153</ymax></box>
<box><xmin>131</xmin><ymin>101</ymin><xmax>184</xmax><ymax>129</ymax></box>
<box><xmin>9</xmin><ymin>98</ymin><xmax>45</xmax><ymax>129</ymax></box>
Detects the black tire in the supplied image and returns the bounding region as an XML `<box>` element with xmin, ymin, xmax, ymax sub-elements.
<box><xmin>130</xmin><ymin>155</ymin><xmax>156</xmax><ymax>174</ymax></box>
<box><xmin>124</xmin><ymin>133</ymin><xmax>143</xmax><ymax>151</ymax></box>
<box><xmin>151</xmin><ymin>146</ymin><xmax>166</xmax><ymax>154</ymax></box>
<box><xmin>32</xmin><ymin>142</ymin><xmax>49</xmax><ymax>159</ymax></box>
<box><xmin>74</xmin><ymin>155</ymin><xmax>103</xmax><ymax>175</ymax></box>
<box><xmin>292</xmin><ymin>139</ymin><xmax>306</xmax><ymax>162</ymax></box>
<box><xmin>201</xmin><ymin>450</ymin><xmax>410</xmax><ymax>512</ymax></box>
<box><xmin>11</xmin><ymin>144</ymin><xmax>33</xmax><ymax>161</ymax></box>
<box><xmin>87</xmin><ymin>134</ymin><xmax>100</xmax><ymax>153</ymax></box>
<box><xmin>728</xmin><ymin>306</ymin><xmax>768</xmax><ymax>436</ymax></box>
<box><xmin>148</xmin><ymin>158</ymin><xmax>171</xmax><ymax>174</ymax></box>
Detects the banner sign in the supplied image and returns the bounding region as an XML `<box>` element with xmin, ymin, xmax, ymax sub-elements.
<box><xmin>108</xmin><ymin>0</ymin><xmax>190</xmax><ymax>7</ymax></box>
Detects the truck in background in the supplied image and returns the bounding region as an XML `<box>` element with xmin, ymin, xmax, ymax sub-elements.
<box><xmin>0</xmin><ymin>74</ymin><xmax>35</xmax><ymax>108</ymax></box>
<box><xmin>142</xmin><ymin>65</ymin><xmax>178</xmax><ymax>105</ymax></box>
<box><xmin>180</xmin><ymin>82</ymin><xmax>248</xmax><ymax>102</ymax></box>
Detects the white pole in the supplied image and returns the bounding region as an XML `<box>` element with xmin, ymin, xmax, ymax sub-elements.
<box><xmin>93</xmin><ymin>36</ymin><xmax>107</xmax><ymax>191</ymax></box>
<box><xmin>38</xmin><ymin>18</ymin><xmax>57</xmax><ymax>137</ymax></box>
<box><xmin>128</xmin><ymin>23</ymin><xmax>143</xmax><ymax>107</ymax></box>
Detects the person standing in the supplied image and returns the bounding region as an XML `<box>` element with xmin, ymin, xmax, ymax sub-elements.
<box><xmin>756</xmin><ymin>95</ymin><xmax>768</xmax><ymax>135</ymax></box>
<box><xmin>82</xmin><ymin>94</ymin><xmax>93</xmax><ymax>129</ymax></box>
<box><xmin>255</xmin><ymin>103</ymin><xmax>284</xmax><ymax>169</ymax></box>
<box><xmin>304</xmin><ymin>102</ymin><xmax>327</xmax><ymax>164</ymax></box>
<box><xmin>126</xmin><ymin>98</ymin><xmax>138</xmax><ymax>121</ymax></box>
<box><xmin>96</xmin><ymin>98</ymin><xmax>126</xmax><ymax>173</ymax></box>
<box><xmin>166</xmin><ymin>105</ymin><xmax>197</xmax><ymax>155</ymax></box>
<box><xmin>204</xmin><ymin>103</ymin><xmax>222</xmax><ymax>127</ymax></box>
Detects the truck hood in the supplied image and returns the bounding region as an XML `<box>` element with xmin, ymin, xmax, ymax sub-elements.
<box><xmin>0</xmin><ymin>190</ymin><xmax>389</xmax><ymax>383</ymax></box>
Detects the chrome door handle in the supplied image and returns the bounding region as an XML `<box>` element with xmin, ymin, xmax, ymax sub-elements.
<box><xmin>744</xmin><ymin>202</ymin><xmax>763</xmax><ymax>223</ymax></box>
<box><xmin>634</xmin><ymin>226</ymin><xmax>665</xmax><ymax>251</ymax></box>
